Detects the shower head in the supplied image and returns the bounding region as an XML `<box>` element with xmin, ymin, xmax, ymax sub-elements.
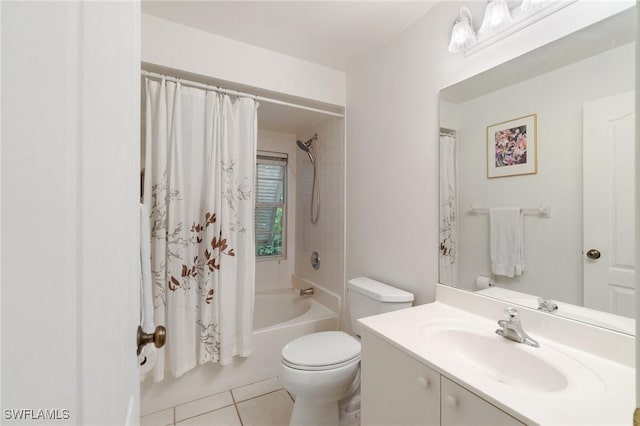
<box><xmin>296</xmin><ymin>134</ymin><xmax>318</xmax><ymax>153</ymax></box>
<box><xmin>296</xmin><ymin>134</ymin><xmax>320</xmax><ymax>224</ymax></box>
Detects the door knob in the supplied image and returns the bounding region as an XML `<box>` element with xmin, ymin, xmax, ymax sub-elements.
<box><xmin>137</xmin><ymin>325</ymin><xmax>166</xmax><ymax>356</ymax></box>
<box><xmin>586</xmin><ymin>249</ymin><xmax>601</xmax><ymax>260</ymax></box>
<box><xmin>418</xmin><ymin>376</ymin><xmax>430</xmax><ymax>388</ymax></box>
<box><xmin>445</xmin><ymin>395</ymin><xmax>458</xmax><ymax>408</ymax></box>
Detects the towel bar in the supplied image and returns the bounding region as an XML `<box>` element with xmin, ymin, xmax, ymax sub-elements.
<box><xmin>468</xmin><ymin>204</ymin><xmax>551</xmax><ymax>218</ymax></box>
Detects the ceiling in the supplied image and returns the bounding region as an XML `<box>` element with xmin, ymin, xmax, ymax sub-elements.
<box><xmin>141</xmin><ymin>1</ymin><xmax>439</xmax><ymax>72</ymax></box>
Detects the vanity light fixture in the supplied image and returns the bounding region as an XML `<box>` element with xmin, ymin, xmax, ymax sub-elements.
<box><xmin>448</xmin><ymin>0</ymin><xmax>576</xmax><ymax>56</ymax></box>
<box><xmin>521</xmin><ymin>0</ymin><xmax>553</xmax><ymax>13</ymax></box>
<box><xmin>478</xmin><ymin>0</ymin><xmax>513</xmax><ymax>40</ymax></box>
<box><xmin>447</xmin><ymin>7</ymin><xmax>477</xmax><ymax>54</ymax></box>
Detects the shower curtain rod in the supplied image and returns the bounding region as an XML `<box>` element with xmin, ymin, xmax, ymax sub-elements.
<box><xmin>141</xmin><ymin>70</ymin><xmax>345</xmax><ymax>118</ymax></box>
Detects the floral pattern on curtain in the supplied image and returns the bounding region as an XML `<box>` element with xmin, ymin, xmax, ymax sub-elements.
<box><xmin>439</xmin><ymin>131</ymin><xmax>458</xmax><ymax>285</ymax></box>
<box><xmin>143</xmin><ymin>78</ymin><xmax>256</xmax><ymax>380</ymax></box>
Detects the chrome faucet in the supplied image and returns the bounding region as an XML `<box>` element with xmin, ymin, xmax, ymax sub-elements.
<box><xmin>496</xmin><ymin>307</ymin><xmax>539</xmax><ymax>347</ymax></box>
<box><xmin>537</xmin><ymin>298</ymin><xmax>558</xmax><ymax>313</ymax></box>
<box><xmin>299</xmin><ymin>287</ymin><xmax>314</xmax><ymax>296</ymax></box>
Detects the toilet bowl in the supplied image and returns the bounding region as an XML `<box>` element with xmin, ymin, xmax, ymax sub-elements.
<box><xmin>279</xmin><ymin>277</ymin><xmax>414</xmax><ymax>426</ymax></box>
<box><xmin>279</xmin><ymin>331</ymin><xmax>361</xmax><ymax>426</ymax></box>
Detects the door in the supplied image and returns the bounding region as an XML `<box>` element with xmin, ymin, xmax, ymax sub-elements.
<box><xmin>1</xmin><ymin>2</ymin><xmax>141</xmax><ymax>424</ymax></box>
<box><xmin>583</xmin><ymin>91</ymin><xmax>636</xmax><ymax>317</ymax></box>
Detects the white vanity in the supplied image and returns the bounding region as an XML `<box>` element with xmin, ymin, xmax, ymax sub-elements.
<box><xmin>359</xmin><ymin>285</ymin><xmax>635</xmax><ymax>425</ymax></box>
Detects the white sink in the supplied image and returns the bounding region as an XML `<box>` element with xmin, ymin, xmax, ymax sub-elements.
<box><xmin>359</xmin><ymin>299</ymin><xmax>634</xmax><ymax>426</ymax></box>
<box><xmin>425</xmin><ymin>328</ymin><xmax>567</xmax><ymax>392</ymax></box>
<box><xmin>418</xmin><ymin>320</ymin><xmax>606</xmax><ymax>395</ymax></box>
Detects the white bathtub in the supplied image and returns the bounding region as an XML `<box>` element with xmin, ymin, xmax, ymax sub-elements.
<box><xmin>254</xmin><ymin>288</ymin><xmax>332</xmax><ymax>330</ymax></box>
<box><xmin>141</xmin><ymin>287</ymin><xmax>338</xmax><ymax>415</ymax></box>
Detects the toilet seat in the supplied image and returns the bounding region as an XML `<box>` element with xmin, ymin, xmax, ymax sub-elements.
<box><xmin>281</xmin><ymin>331</ymin><xmax>361</xmax><ymax>371</ymax></box>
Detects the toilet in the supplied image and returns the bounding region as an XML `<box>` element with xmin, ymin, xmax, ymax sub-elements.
<box><xmin>279</xmin><ymin>277</ymin><xmax>414</xmax><ymax>426</ymax></box>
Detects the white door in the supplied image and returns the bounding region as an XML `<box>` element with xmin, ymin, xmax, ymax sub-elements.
<box><xmin>583</xmin><ymin>91</ymin><xmax>636</xmax><ymax>317</ymax></box>
<box><xmin>1</xmin><ymin>2</ymin><xmax>141</xmax><ymax>425</ymax></box>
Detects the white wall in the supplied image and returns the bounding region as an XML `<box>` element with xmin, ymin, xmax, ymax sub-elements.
<box><xmin>440</xmin><ymin>101</ymin><xmax>459</xmax><ymax>132</ymax></box>
<box><xmin>346</xmin><ymin>0</ymin><xmax>634</xmax><ymax>305</ymax></box>
<box><xmin>256</xmin><ymin>130</ymin><xmax>297</xmax><ymax>291</ymax></box>
<box><xmin>295</xmin><ymin>118</ymin><xmax>345</xmax><ymax>306</ymax></box>
<box><xmin>142</xmin><ymin>14</ymin><xmax>346</xmax><ymax>107</ymax></box>
<box><xmin>454</xmin><ymin>43</ymin><xmax>634</xmax><ymax>305</ymax></box>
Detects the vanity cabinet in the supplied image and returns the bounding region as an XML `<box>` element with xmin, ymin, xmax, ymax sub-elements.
<box><xmin>441</xmin><ymin>377</ymin><xmax>523</xmax><ymax>426</ymax></box>
<box><xmin>361</xmin><ymin>328</ymin><xmax>440</xmax><ymax>426</ymax></box>
<box><xmin>361</xmin><ymin>330</ymin><xmax>524</xmax><ymax>426</ymax></box>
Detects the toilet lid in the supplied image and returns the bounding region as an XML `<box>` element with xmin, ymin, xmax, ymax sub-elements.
<box><xmin>281</xmin><ymin>331</ymin><xmax>361</xmax><ymax>368</ymax></box>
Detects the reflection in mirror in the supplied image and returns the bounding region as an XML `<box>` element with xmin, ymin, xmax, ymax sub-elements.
<box><xmin>439</xmin><ymin>7</ymin><xmax>636</xmax><ymax>335</ymax></box>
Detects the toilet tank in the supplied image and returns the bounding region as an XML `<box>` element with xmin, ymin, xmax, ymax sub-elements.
<box><xmin>347</xmin><ymin>277</ymin><xmax>414</xmax><ymax>336</ymax></box>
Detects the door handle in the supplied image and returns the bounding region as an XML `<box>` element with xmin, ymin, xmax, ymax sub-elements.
<box><xmin>586</xmin><ymin>249</ymin><xmax>601</xmax><ymax>260</ymax></box>
<box><xmin>137</xmin><ymin>325</ymin><xmax>166</xmax><ymax>356</ymax></box>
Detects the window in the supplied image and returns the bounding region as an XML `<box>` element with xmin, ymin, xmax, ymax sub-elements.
<box><xmin>255</xmin><ymin>151</ymin><xmax>287</xmax><ymax>259</ymax></box>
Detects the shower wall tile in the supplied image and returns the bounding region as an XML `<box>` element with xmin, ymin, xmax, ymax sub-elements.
<box><xmin>295</xmin><ymin>117</ymin><xmax>345</xmax><ymax>302</ymax></box>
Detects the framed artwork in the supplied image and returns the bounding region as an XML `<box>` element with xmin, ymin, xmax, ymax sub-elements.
<box><xmin>487</xmin><ymin>114</ymin><xmax>537</xmax><ymax>178</ymax></box>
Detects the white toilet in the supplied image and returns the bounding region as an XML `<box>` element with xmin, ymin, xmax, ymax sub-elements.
<box><xmin>279</xmin><ymin>277</ymin><xmax>414</xmax><ymax>426</ymax></box>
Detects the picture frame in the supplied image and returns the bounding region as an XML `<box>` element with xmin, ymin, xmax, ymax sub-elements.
<box><xmin>487</xmin><ymin>114</ymin><xmax>537</xmax><ymax>178</ymax></box>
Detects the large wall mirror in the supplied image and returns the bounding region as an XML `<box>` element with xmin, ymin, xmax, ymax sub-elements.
<box><xmin>439</xmin><ymin>6</ymin><xmax>636</xmax><ymax>335</ymax></box>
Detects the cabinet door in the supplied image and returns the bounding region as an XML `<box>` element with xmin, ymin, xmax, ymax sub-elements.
<box><xmin>441</xmin><ymin>377</ymin><xmax>524</xmax><ymax>426</ymax></box>
<box><xmin>361</xmin><ymin>330</ymin><xmax>440</xmax><ymax>426</ymax></box>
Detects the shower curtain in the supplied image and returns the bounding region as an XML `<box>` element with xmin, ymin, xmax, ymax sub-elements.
<box><xmin>439</xmin><ymin>131</ymin><xmax>458</xmax><ymax>285</ymax></box>
<box><xmin>143</xmin><ymin>78</ymin><xmax>256</xmax><ymax>381</ymax></box>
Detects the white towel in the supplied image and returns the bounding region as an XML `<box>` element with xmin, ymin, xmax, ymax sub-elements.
<box><xmin>140</xmin><ymin>204</ymin><xmax>155</xmax><ymax>333</ymax></box>
<box><xmin>489</xmin><ymin>207</ymin><xmax>524</xmax><ymax>278</ymax></box>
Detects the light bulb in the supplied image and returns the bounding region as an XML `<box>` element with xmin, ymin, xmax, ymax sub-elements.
<box><xmin>521</xmin><ymin>0</ymin><xmax>554</xmax><ymax>13</ymax></box>
<box><xmin>478</xmin><ymin>0</ymin><xmax>513</xmax><ymax>39</ymax></box>
<box><xmin>448</xmin><ymin>7</ymin><xmax>477</xmax><ymax>54</ymax></box>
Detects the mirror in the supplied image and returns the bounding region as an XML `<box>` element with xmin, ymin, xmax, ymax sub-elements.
<box><xmin>439</xmin><ymin>7</ymin><xmax>636</xmax><ymax>335</ymax></box>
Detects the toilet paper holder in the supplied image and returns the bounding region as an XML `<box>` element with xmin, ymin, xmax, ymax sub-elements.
<box><xmin>475</xmin><ymin>275</ymin><xmax>494</xmax><ymax>290</ymax></box>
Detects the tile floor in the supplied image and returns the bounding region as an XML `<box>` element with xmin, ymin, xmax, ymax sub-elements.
<box><xmin>140</xmin><ymin>377</ymin><xmax>293</xmax><ymax>426</ymax></box>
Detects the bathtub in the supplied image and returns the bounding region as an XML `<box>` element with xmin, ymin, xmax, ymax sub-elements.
<box><xmin>141</xmin><ymin>287</ymin><xmax>338</xmax><ymax>415</ymax></box>
<box><xmin>254</xmin><ymin>287</ymin><xmax>332</xmax><ymax>330</ymax></box>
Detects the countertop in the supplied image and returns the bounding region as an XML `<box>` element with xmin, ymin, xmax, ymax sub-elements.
<box><xmin>359</xmin><ymin>301</ymin><xmax>635</xmax><ymax>426</ymax></box>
